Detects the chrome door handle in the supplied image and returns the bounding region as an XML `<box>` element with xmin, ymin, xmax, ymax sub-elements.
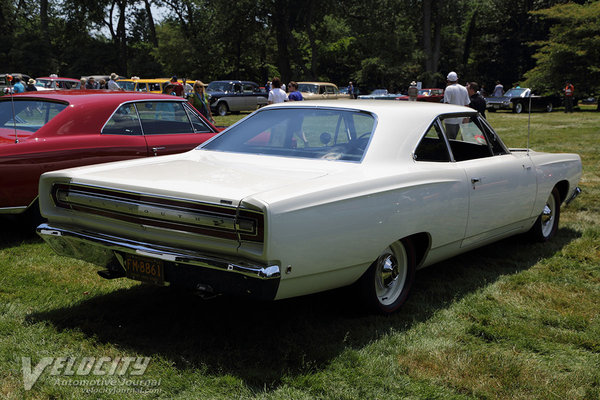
<box><xmin>471</xmin><ymin>177</ymin><xmax>481</xmax><ymax>184</ymax></box>
<box><xmin>151</xmin><ymin>146</ymin><xmax>166</xmax><ymax>155</ymax></box>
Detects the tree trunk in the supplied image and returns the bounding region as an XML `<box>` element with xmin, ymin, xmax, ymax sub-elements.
<box><xmin>144</xmin><ymin>0</ymin><xmax>158</xmax><ymax>47</ymax></box>
<box><xmin>116</xmin><ymin>0</ymin><xmax>128</xmax><ymax>75</ymax></box>
<box><xmin>271</xmin><ymin>5</ymin><xmax>292</xmax><ymax>83</ymax></box>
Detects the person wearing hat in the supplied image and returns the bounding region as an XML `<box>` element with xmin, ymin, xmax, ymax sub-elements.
<box><xmin>443</xmin><ymin>71</ymin><xmax>470</xmax><ymax>139</ymax></box>
<box><xmin>26</xmin><ymin>78</ymin><xmax>38</xmax><ymax>92</ymax></box>
<box><xmin>188</xmin><ymin>81</ymin><xmax>214</xmax><ymax>122</ymax></box>
<box><xmin>408</xmin><ymin>81</ymin><xmax>418</xmax><ymax>101</ymax></box>
<box><xmin>166</xmin><ymin>76</ymin><xmax>184</xmax><ymax>97</ymax></box>
<box><xmin>107</xmin><ymin>73</ymin><xmax>122</xmax><ymax>91</ymax></box>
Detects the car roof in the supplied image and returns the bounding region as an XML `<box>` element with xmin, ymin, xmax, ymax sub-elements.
<box><xmin>297</xmin><ymin>82</ymin><xmax>338</xmax><ymax>86</ymax></box>
<box><xmin>36</xmin><ymin>77</ymin><xmax>79</xmax><ymax>82</ymax></box>
<box><xmin>262</xmin><ymin>100</ymin><xmax>477</xmax><ymax>163</ymax></box>
<box><xmin>4</xmin><ymin>90</ymin><xmax>184</xmax><ymax>105</ymax></box>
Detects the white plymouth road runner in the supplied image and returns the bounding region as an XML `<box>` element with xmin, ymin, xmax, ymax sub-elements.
<box><xmin>37</xmin><ymin>101</ymin><xmax>581</xmax><ymax>314</ymax></box>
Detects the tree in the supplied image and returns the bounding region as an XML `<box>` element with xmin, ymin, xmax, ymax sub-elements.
<box><xmin>523</xmin><ymin>0</ymin><xmax>600</xmax><ymax>105</ymax></box>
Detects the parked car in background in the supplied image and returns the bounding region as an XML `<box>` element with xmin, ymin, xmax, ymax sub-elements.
<box><xmin>35</xmin><ymin>76</ymin><xmax>81</xmax><ymax>90</ymax></box>
<box><xmin>206</xmin><ymin>80</ymin><xmax>268</xmax><ymax>116</ymax></box>
<box><xmin>485</xmin><ymin>87</ymin><xmax>561</xmax><ymax>113</ymax></box>
<box><xmin>1</xmin><ymin>73</ymin><xmax>32</xmax><ymax>93</ymax></box>
<box><xmin>397</xmin><ymin>88</ymin><xmax>444</xmax><ymax>102</ymax></box>
<box><xmin>116</xmin><ymin>78</ymin><xmax>171</xmax><ymax>94</ymax></box>
<box><xmin>0</xmin><ymin>91</ymin><xmax>221</xmax><ymax>215</ymax></box>
<box><xmin>36</xmin><ymin>100</ymin><xmax>581</xmax><ymax>314</ymax></box>
<box><xmin>357</xmin><ymin>89</ymin><xmax>401</xmax><ymax>100</ymax></box>
<box><xmin>297</xmin><ymin>82</ymin><xmax>350</xmax><ymax>100</ymax></box>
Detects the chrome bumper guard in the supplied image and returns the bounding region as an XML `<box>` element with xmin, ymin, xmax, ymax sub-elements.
<box><xmin>37</xmin><ymin>223</ymin><xmax>280</xmax><ymax>299</ymax></box>
<box><xmin>565</xmin><ymin>186</ymin><xmax>581</xmax><ymax>206</ymax></box>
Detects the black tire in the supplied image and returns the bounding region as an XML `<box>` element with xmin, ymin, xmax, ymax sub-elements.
<box><xmin>513</xmin><ymin>102</ymin><xmax>523</xmax><ymax>114</ymax></box>
<box><xmin>217</xmin><ymin>102</ymin><xmax>228</xmax><ymax>116</ymax></box>
<box><xmin>527</xmin><ymin>187</ymin><xmax>560</xmax><ymax>242</ymax></box>
<box><xmin>358</xmin><ymin>238</ymin><xmax>416</xmax><ymax>314</ymax></box>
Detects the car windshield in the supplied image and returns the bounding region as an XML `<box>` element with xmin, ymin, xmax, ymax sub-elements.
<box><xmin>504</xmin><ymin>88</ymin><xmax>527</xmax><ymax>97</ymax></box>
<box><xmin>207</xmin><ymin>82</ymin><xmax>231</xmax><ymax>92</ymax></box>
<box><xmin>117</xmin><ymin>81</ymin><xmax>136</xmax><ymax>91</ymax></box>
<box><xmin>201</xmin><ymin>107</ymin><xmax>376</xmax><ymax>162</ymax></box>
<box><xmin>0</xmin><ymin>100</ymin><xmax>67</xmax><ymax>134</ymax></box>
<box><xmin>298</xmin><ymin>84</ymin><xmax>318</xmax><ymax>94</ymax></box>
<box><xmin>371</xmin><ymin>89</ymin><xmax>388</xmax><ymax>95</ymax></box>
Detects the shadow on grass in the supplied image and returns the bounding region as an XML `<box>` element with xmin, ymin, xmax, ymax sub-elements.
<box><xmin>26</xmin><ymin>228</ymin><xmax>579</xmax><ymax>389</ymax></box>
<box><xmin>0</xmin><ymin>215</ymin><xmax>43</xmax><ymax>249</ymax></box>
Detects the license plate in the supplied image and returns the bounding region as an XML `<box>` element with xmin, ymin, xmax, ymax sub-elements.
<box><xmin>123</xmin><ymin>254</ymin><xmax>164</xmax><ymax>285</ymax></box>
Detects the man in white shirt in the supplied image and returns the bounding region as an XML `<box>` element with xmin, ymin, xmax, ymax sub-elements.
<box><xmin>268</xmin><ymin>77</ymin><xmax>288</xmax><ymax>104</ymax></box>
<box><xmin>443</xmin><ymin>71</ymin><xmax>470</xmax><ymax>139</ymax></box>
<box><xmin>107</xmin><ymin>73</ymin><xmax>122</xmax><ymax>91</ymax></box>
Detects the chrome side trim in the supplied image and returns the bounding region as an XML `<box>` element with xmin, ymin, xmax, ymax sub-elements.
<box><xmin>37</xmin><ymin>223</ymin><xmax>280</xmax><ymax>280</ymax></box>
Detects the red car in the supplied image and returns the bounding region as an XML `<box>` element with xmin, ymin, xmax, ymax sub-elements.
<box><xmin>0</xmin><ymin>91</ymin><xmax>221</xmax><ymax>215</ymax></box>
<box><xmin>396</xmin><ymin>88</ymin><xmax>444</xmax><ymax>102</ymax></box>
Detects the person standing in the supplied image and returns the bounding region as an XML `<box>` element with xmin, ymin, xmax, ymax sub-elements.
<box><xmin>407</xmin><ymin>81</ymin><xmax>418</xmax><ymax>101</ymax></box>
<box><xmin>26</xmin><ymin>79</ymin><xmax>37</xmax><ymax>91</ymax></box>
<box><xmin>467</xmin><ymin>82</ymin><xmax>486</xmax><ymax>118</ymax></box>
<box><xmin>85</xmin><ymin>77</ymin><xmax>98</xmax><ymax>89</ymax></box>
<box><xmin>13</xmin><ymin>77</ymin><xmax>25</xmax><ymax>93</ymax></box>
<box><xmin>443</xmin><ymin>71</ymin><xmax>470</xmax><ymax>139</ymax></box>
<box><xmin>348</xmin><ymin>81</ymin><xmax>355</xmax><ymax>99</ymax></box>
<box><xmin>107</xmin><ymin>73</ymin><xmax>121</xmax><ymax>90</ymax></box>
<box><xmin>492</xmin><ymin>81</ymin><xmax>504</xmax><ymax>97</ymax></box>
<box><xmin>287</xmin><ymin>81</ymin><xmax>303</xmax><ymax>101</ymax></box>
<box><xmin>167</xmin><ymin>76</ymin><xmax>184</xmax><ymax>97</ymax></box>
<box><xmin>268</xmin><ymin>77</ymin><xmax>288</xmax><ymax>104</ymax></box>
<box><xmin>564</xmin><ymin>81</ymin><xmax>575</xmax><ymax>113</ymax></box>
<box><xmin>188</xmin><ymin>81</ymin><xmax>214</xmax><ymax>123</ymax></box>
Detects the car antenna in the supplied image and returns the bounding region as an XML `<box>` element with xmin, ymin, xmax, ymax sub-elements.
<box><xmin>7</xmin><ymin>75</ymin><xmax>19</xmax><ymax>143</ymax></box>
<box><xmin>526</xmin><ymin>92</ymin><xmax>532</xmax><ymax>155</ymax></box>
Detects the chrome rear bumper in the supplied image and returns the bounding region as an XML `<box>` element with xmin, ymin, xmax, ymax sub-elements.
<box><xmin>37</xmin><ymin>223</ymin><xmax>280</xmax><ymax>299</ymax></box>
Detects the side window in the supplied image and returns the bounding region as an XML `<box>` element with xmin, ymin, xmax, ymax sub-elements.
<box><xmin>183</xmin><ymin>104</ymin><xmax>213</xmax><ymax>133</ymax></box>
<box><xmin>414</xmin><ymin>121</ymin><xmax>450</xmax><ymax>162</ymax></box>
<box><xmin>319</xmin><ymin>86</ymin><xmax>326</xmax><ymax>94</ymax></box>
<box><xmin>149</xmin><ymin>83</ymin><xmax>161</xmax><ymax>92</ymax></box>
<box><xmin>440</xmin><ymin>115</ymin><xmax>495</xmax><ymax>161</ymax></box>
<box><xmin>243</xmin><ymin>84</ymin><xmax>254</xmax><ymax>94</ymax></box>
<box><xmin>233</xmin><ymin>84</ymin><xmax>242</xmax><ymax>93</ymax></box>
<box><xmin>136</xmin><ymin>83</ymin><xmax>148</xmax><ymax>92</ymax></box>
<box><xmin>136</xmin><ymin>102</ymin><xmax>193</xmax><ymax>135</ymax></box>
<box><xmin>102</xmin><ymin>104</ymin><xmax>142</xmax><ymax>135</ymax></box>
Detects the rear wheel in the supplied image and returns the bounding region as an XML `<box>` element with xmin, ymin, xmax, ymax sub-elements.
<box><xmin>527</xmin><ymin>187</ymin><xmax>560</xmax><ymax>242</ymax></box>
<box><xmin>217</xmin><ymin>102</ymin><xmax>229</xmax><ymax>116</ymax></box>
<box><xmin>514</xmin><ymin>102</ymin><xmax>523</xmax><ymax>114</ymax></box>
<box><xmin>358</xmin><ymin>238</ymin><xmax>416</xmax><ymax>314</ymax></box>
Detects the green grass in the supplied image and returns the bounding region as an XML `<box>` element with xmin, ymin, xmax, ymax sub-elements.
<box><xmin>1</xmin><ymin>107</ymin><xmax>599</xmax><ymax>399</ymax></box>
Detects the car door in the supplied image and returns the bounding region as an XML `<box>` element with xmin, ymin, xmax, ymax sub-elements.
<box><xmin>440</xmin><ymin>115</ymin><xmax>537</xmax><ymax>246</ymax></box>
<box><xmin>136</xmin><ymin>100</ymin><xmax>216</xmax><ymax>156</ymax></box>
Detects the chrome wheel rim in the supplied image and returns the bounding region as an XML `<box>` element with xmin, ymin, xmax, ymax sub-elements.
<box><xmin>541</xmin><ymin>192</ymin><xmax>556</xmax><ymax>238</ymax></box>
<box><xmin>374</xmin><ymin>244</ymin><xmax>408</xmax><ymax>306</ymax></box>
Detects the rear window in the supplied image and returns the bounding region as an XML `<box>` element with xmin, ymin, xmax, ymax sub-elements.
<box><xmin>0</xmin><ymin>100</ymin><xmax>67</xmax><ymax>133</ymax></box>
<box><xmin>201</xmin><ymin>107</ymin><xmax>375</xmax><ymax>162</ymax></box>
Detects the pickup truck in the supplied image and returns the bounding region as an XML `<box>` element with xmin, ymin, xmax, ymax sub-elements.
<box><xmin>207</xmin><ymin>80</ymin><xmax>268</xmax><ymax>116</ymax></box>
